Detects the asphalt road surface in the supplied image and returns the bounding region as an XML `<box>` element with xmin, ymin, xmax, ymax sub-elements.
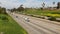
<box><xmin>7</xmin><ymin>12</ymin><xmax>60</xmax><ymax>34</ymax></box>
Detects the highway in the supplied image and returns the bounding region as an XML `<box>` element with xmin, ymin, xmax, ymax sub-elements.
<box><xmin>8</xmin><ymin>12</ymin><xmax>60</xmax><ymax>34</ymax></box>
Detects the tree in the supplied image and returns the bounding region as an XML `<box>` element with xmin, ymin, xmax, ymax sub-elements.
<box><xmin>42</xmin><ymin>2</ymin><xmax>45</xmax><ymax>9</ymax></box>
<box><xmin>53</xmin><ymin>2</ymin><xmax>55</xmax><ymax>5</ymax></box>
<box><xmin>52</xmin><ymin>2</ymin><xmax>55</xmax><ymax>8</ymax></box>
<box><xmin>0</xmin><ymin>7</ymin><xmax>6</xmax><ymax>14</ymax></box>
<box><xmin>17</xmin><ymin>4</ymin><xmax>24</xmax><ymax>12</ymax></box>
<box><xmin>2</xmin><ymin>7</ymin><xmax>6</xmax><ymax>14</ymax></box>
<box><xmin>57</xmin><ymin>2</ymin><xmax>60</xmax><ymax>9</ymax></box>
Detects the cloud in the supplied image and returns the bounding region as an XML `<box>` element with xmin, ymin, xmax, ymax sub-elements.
<box><xmin>22</xmin><ymin>0</ymin><xmax>43</xmax><ymax>8</ymax></box>
<box><xmin>0</xmin><ymin>0</ymin><xmax>20</xmax><ymax>9</ymax></box>
<box><xmin>0</xmin><ymin>0</ymin><xmax>60</xmax><ymax>9</ymax></box>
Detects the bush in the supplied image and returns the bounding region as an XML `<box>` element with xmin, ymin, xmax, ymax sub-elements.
<box><xmin>0</xmin><ymin>15</ymin><xmax>8</xmax><ymax>21</ymax></box>
<box><xmin>29</xmin><ymin>15</ymin><xmax>33</xmax><ymax>16</ymax></box>
<box><xmin>41</xmin><ymin>17</ymin><xmax>45</xmax><ymax>19</ymax></box>
<box><xmin>47</xmin><ymin>16</ymin><xmax>51</xmax><ymax>17</ymax></box>
<box><xmin>48</xmin><ymin>17</ymin><xmax>56</xmax><ymax>21</ymax></box>
<box><xmin>56</xmin><ymin>20</ymin><xmax>60</xmax><ymax>22</ymax></box>
<box><xmin>36</xmin><ymin>16</ymin><xmax>41</xmax><ymax>18</ymax></box>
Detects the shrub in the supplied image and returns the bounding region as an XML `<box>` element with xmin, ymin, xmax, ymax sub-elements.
<box><xmin>47</xmin><ymin>16</ymin><xmax>51</xmax><ymax>17</ymax></box>
<box><xmin>56</xmin><ymin>20</ymin><xmax>60</xmax><ymax>22</ymax></box>
<box><xmin>48</xmin><ymin>17</ymin><xmax>56</xmax><ymax>21</ymax></box>
<box><xmin>36</xmin><ymin>16</ymin><xmax>41</xmax><ymax>18</ymax></box>
<box><xmin>29</xmin><ymin>15</ymin><xmax>33</xmax><ymax>16</ymax></box>
<box><xmin>41</xmin><ymin>17</ymin><xmax>45</xmax><ymax>19</ymax></box>
<box><xmin>0</xmin><ymin>15</ymin><xmax>8</xmax><ymax>21</ymax></box>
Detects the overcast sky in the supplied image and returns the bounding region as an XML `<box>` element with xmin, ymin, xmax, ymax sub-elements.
<box><xmin>0</xmin><ymin>0</ymin><xmax>60</xmax><ymax>9</ymax></box>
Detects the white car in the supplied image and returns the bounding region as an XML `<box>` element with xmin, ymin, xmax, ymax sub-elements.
<box><xmin>24</xmin><ymin>17</ymin><xmax>30</xmax><ymax>22</ymax></box>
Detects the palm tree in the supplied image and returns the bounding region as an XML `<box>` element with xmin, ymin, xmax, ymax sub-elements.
<box><xmin>17</xmin><ymin>4</ymin><xmax>24</xmax><ymax>12</ymax></box>
<box><xmin>42</xmin><ymin>2</ymin><xmax>45</xmax><ymax>9</ymax></box>
<box><xmin>52</xmin><ymin>2</ymin><xmax>55</xmax><ymax>8</ymax></box>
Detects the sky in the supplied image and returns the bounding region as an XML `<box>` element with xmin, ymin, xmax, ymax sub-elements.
<box><xmin>0</xmin><ymin>0</ymin><xmax>60</xmax><ymax>9</ymax></box>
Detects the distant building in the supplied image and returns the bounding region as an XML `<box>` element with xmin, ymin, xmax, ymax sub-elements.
<box><xmin>57</xmin><ymin>2</ymin><xmax>60</xmax><ymax>9</ymax></box>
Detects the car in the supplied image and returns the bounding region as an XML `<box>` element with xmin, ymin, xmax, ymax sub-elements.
<box><xmin>25</xmin><ymin>17</ymin><xmax>30</xmax><ymax>22</ymax></box>
<box><xmin>16</xmin><ymin>16</ymin><xmax>18</xmax><ymax>18</ymax></box>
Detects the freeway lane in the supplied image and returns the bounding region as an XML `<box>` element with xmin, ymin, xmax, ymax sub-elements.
<box><xmin>8</xmin><ymin>12</ymin><xmax>60</xmax><ymax>34</ymax></box>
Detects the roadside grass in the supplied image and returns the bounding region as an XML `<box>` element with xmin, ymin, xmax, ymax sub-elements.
<box><xmin>0</xmin><ymin>14</ymin><xmax>28</xmax><ymax>34</ymax></box>
<box><xmin>23</xmin><ymin>9</ymin><xmax>60</xmax><ymax>18</ymax></box>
